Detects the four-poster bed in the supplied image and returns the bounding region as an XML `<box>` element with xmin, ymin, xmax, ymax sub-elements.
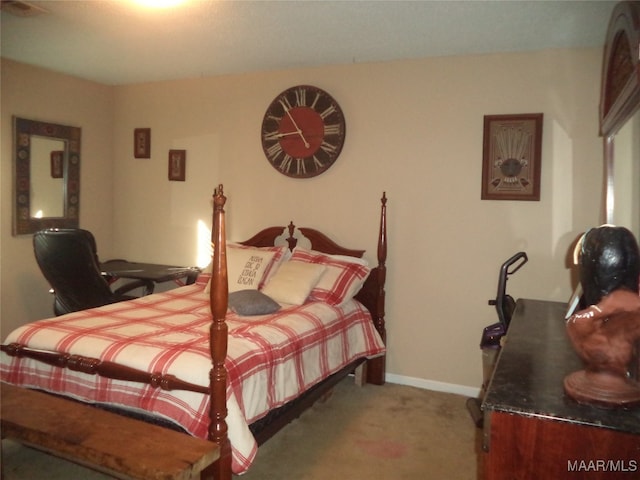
<box><xmin>1</xmin><ymin>185</ymin><xmax>388</xmax><ymax>480</ymax></box>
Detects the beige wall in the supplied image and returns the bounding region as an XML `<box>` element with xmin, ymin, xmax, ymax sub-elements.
<box><xmin>1</xmin><ymin>59</ymin><xmax>114</xmax><ymax>337</ymax></box>
<box><xmin>1</xmin><ymin>47</ymin><xmax>604</xmax><ymax>393</ymax></box>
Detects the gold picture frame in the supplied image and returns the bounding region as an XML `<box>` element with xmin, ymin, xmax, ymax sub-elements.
<box><xmin>481</xmin><ymin>113</ymin><xmax>543</xmax><ymax>201</ymax></box>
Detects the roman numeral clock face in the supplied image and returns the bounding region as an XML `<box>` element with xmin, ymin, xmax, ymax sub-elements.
<box><xmin>261</xmin><ymin>85</ymin><xmax>346</xmax><ymax>178</ymax></box>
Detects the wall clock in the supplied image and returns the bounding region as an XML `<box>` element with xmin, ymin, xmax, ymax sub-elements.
<box><xmin>261</xmin><ymin>85</ymin><xmax>346</xmax><ymax>178</ymax></box>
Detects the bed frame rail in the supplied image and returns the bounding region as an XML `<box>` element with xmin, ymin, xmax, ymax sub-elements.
<box><xmin>1</xmin><ymin>343</ymin><xmax>210</xmax><ymax>394</ymax></box>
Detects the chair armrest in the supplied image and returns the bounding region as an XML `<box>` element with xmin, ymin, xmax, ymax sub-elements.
<box><xmin>113</xmin><ymin>279</ymin><xmax>155</xmax><ymax>296</ymax></box>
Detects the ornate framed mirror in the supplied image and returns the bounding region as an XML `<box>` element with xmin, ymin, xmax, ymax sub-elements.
<box><xmin>13</xmin><ymin>117</ymin><xmax>81</xmax><ymax>235</ymax></box>
<box><xmin>600</xmin><ymin>1</ymin><xmax>640</xmax><ymax>235</ymax></box>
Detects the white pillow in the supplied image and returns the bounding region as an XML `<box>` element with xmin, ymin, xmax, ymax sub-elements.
<box><xmin>205</xmin><ymin>245</ymin><xmax>280</xmax><ymax>293</ymax></box>
<box><xmin>227</xmin><ymin>246</ymin><xmax>277</xmax><ymax>292</ymax></box>
<box><xmin>261</xmin><ymin>260</ymin><xmax>326</xmax><ymax>305</ymax></box>
<box><xmin>230</xmin><ymin>243</ymin><xmax>289</xmax><ymax>288</ymax></box>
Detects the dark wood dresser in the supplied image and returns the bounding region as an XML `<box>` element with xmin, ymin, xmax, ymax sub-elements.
<box><xmin>482</xmin><ymin>299</ymin><xmax>640</xmax><ymax>480</ymax></box>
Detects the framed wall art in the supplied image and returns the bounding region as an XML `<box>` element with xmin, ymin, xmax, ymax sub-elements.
<box><xmin>50</xmin><ymin>150</ymin><xmax>64</xmax><ymax>178</ymax></box>
<box><xmin>481</xmin><ymin>113</ymin><xmax>543</xmax><ymax>201</ymax></box>
<box><xmin>168</xmin><ymin>149</ymin><xmax>186</xmax><ymax>181</ymax></box>
<box><xmin>134</xmin><ymin>128</ymin><xmax>151</xmax><ymax>158</ymax></box>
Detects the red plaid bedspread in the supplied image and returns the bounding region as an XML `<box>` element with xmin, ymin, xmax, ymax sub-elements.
<box><xmin>0</xmin><ymin>275</ymin><xmax>385</xmax><ymax>474</ymax></box>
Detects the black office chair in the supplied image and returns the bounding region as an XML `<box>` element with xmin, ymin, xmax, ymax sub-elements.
<box><xmin>33</xmin><ymin>228</ymin><xmax>153</xmax><ymax>316</ymax></box>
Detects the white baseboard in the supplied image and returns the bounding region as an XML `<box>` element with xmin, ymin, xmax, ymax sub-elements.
<box><xmin>385</xmin><ymin>373</ymin><xmax>481</xmax><ymax>398</ymax></box>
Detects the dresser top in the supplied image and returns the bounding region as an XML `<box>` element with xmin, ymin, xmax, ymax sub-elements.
<box><xmin>482</xmin><ymin>298</ymin><xmax>640</xmax><ymax>435</ymax></box>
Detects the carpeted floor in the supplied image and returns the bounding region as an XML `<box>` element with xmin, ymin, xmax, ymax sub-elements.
<box><xmin>1</xmin><ymin>378</ymin><xmax>482</xmax><ymax>479</ymax></box>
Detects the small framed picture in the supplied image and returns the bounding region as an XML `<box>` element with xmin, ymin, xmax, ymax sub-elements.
<box><xmin>168</xmin><ymin>149</ymin><xmax>186</xmax><ymax>181</ymax></box>
<box><xmin>134</xmin><ymin>128</ymin><xmax>151</xmax><ymax>158</ymax></box>
<box><xmin>481</xmin><ymin>113</ymin><xmax>543</xmax><ymax>201</ymax></box>
<box><xmin>50</xmin><ymin>150</ymin><xmax>64</xmax><ymax>178</ymax></box>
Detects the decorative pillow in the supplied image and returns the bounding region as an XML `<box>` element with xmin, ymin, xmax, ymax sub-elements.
<box><xmin>289</xmin><ymin>248</ymin><xmax>371</xmax><ymax>305</ymax></box>
<box><xmin>261</xmin><ymin>260</ymin><xmax>326</xmax><ymax>305</ymax></box>
<box><xmin>228</xmin><ymin>289</ymin><xmax>281</xmax><ymax>316</ymax></box>
<box><xmin>205</xmin><ymin>243</ymin><xmax>288</xmax><ymax>294</ymax></box>
<box><xmin>226</xmin><ymin>245</ymin><xmax>276</xmax><ymax>292</ymax></box>
<box><xmin>228</xmin><ymin>243</ymin><xmax>289</xmax><ymax>288</ymax></box>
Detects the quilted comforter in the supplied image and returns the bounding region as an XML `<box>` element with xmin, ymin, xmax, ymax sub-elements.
<box><xmin>0</xmin><ymin>275</ymin><xmax>385</xmax><ymax>474</ymax></box>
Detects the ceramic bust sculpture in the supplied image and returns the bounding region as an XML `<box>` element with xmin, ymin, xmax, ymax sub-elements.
<box><xmin>565</xmin><ymin>225</ymin><xmax>640</xmax><ymax>408</ymax></box>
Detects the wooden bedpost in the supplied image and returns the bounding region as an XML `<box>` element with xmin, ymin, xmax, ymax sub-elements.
<box><xmin>205</xmin><ymin>185</ymin><xmax>232</xmax><ymax>480</ymax></box>
<box><xmin>366</xmin><ymin>192</ymin><xmax>387</xmax><ymax>385</ymax></box>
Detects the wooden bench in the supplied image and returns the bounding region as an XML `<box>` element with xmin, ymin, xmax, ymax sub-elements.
<box><xmin>1</xmin><ymin>383</ymin><xmax>219</xmax><ymax>480</ymax></box>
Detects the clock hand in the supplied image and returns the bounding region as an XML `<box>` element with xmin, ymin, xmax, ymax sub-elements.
<box><xmin>285</xmin><ymin>109</ymin><xmax>310</xmax><ymax>148</ymax></box>
<box><xmin>263</xmin><ymin>130</ymin><xmax>299</xmax><ymax>141</ymax></box>
<box><xmin>276</xmin><ymin>131</ymin><xmax>300</xmax><ymax>138</ymax></box>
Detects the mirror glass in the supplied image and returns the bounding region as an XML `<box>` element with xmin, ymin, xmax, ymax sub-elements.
<box><xmin>13</xmin><ymin>117</ymin><xmax>81</xmax><ymax>235</ymax></box>
<box><xmin>599</xmin><ymin>2</ymin><xmax>640</xmax><ymax>242</ymax></box>
<box><xmin>611</xmin><ymin>110</ymin><xmax>640</xmax><ymax>240</ymax></box>
<box><xmin>30</xmin><ymin>136</ymin><xmax>66</xmax><ymax>218</ymax></box>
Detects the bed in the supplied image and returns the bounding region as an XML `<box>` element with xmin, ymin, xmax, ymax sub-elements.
<box><xmin>0</xmin><ymin>185</ymin><xmax>388</xmax><ymax>480</ymax></box>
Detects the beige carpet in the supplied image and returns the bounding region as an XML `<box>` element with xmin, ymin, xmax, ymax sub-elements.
<box><xmin>1</xmin><ymin>379</ymin><xmax>482</xmax><ymax>479</ymax></box>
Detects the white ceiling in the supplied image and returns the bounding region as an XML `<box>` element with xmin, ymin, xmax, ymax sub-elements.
<box><xmin>0</xmin><ymin>0</ymin><xmax>617</xmax><ymax>86</ymax></box>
